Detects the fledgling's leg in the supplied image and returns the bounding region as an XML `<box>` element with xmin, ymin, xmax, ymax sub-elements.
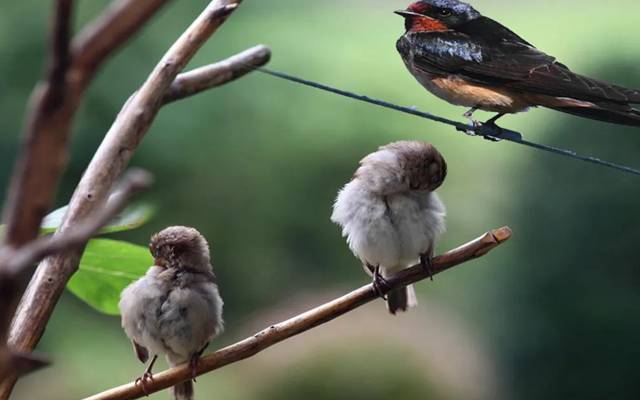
<box><xmin>134</xmin><ymin>355</ymin><xmax>157</xmax><ymax>395</ymax></box>
<box><xmin>367</xmin><ymin>264</ymin><xmax>389</xmax><ymax>300</ymax></box>
<box><xmin>189</xmin><ymin>342</ymin><xmax>209</xmax><ymax>382</ymax></box>
<box><xmin>420</xmin><ymin>250</ymin><xmax>435</xmax><ymax>281</ymax></box>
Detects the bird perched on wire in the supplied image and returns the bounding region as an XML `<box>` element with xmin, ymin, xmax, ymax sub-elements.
<box><xmin>119</xmin><ymin>226</ymin><xmax>223</xmax><ymax>400</ymax></box>
<box><xmin>395</xmin><ymin>0</ymin><xmax>640</xmax><ymax>127</ymax></box>
<box><xmin>331</xmin><ymin>141</ymin><xmax>447</xmax><ymax>314</ymax></box>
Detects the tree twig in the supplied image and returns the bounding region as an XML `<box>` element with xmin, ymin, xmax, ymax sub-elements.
<box><xmin>2</xmin><ymin>169</ymin><xmax>153</xmax><ymax>276</ymax></box>
<box><xmin>71</xmin><ymin>0</ymin><xmax>172</xmax><ymax>80</ymax></box>
<box><xmin>1</xmin><ymin>2</ymin><xmax>245</xmax><ymax>397</ymax></box>
<box><xmin>163</xmin><ymin>44</ymin><xmax>271</xmax><ymax>104</ymax></box>
<box><xmin>85</xmin><ymin>227</ymin><xmax>512</xmax><ymax>400</ymax></box>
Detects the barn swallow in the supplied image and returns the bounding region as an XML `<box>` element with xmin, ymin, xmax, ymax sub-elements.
<box><xmin>395</xmin><ymin>0</ymin><xmax>640</xmax><ymax>127</ymax></box>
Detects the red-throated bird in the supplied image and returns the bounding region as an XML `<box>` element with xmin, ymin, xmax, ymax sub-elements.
<box><xmin>395</xmin><ymin>0</ymin><xmax>640</xmax><ymax>127</ymax></box>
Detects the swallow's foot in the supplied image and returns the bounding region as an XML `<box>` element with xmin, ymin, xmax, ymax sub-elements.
<box><xmin>462</xmin><ymin>106</ymin><xmax>479</xmax><ymax>120</ymax></box>
<box><xmin>135</xmin><ymin>372</ymin><xmax>154</xmax><ymax>396</ymax></box>
<box><xmin>480</xmin><ymin>113</ymin><xmax>507</xmax><ymax>141</ymax></box>
<box><xmin>462</xmin><ymin>107</ymin><xmax>481</xmax><ymax>135</ymax></box>
<box><xmin>420</xmin><ymin>253</ymin><xmax>435</xmax><ymax>281</ymax></box>
<box><xmin>370</xmin><ymin>265</ymin><xmax>390</xmax><ymax>300</ymax></box>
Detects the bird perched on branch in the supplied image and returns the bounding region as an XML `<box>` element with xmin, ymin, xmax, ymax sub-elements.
<box><xmin>395</xmin><ymin>0</ymin><xmax>640</xmax><ymax>127</ymax></box>
<box><xmin>119</xmin><ymin>226</ymin><xmax>223</xmax><ymax>400</ymax></box>
<box><xmin>331</xmin><ymin>141</ymin><xmax>447</xmax><ymax>314</ymax></box>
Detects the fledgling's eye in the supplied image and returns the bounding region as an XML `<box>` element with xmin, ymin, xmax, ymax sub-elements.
<box><xmin>438</xmin><ymin>9</ymin><xmax>452</xmax><ymax>17</ymax></box>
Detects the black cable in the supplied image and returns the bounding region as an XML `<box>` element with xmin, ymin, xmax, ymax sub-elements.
<box><xmin>253</xmin><ymin>66</ymin><xmax>640</xmax><ymax>177</ymax></box>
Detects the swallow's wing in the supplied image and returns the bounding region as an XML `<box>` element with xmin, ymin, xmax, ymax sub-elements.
<box><xmin>403</xmin><ymin>19</ymin><xmax>640</xmax><ymax>104</ymax></box>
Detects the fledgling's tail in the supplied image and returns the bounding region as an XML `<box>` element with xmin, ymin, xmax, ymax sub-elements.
<box><xmin>173</xmin><ymin>380</ymin><xmax>193</xmax><ymax>400</ymax></box>
<box><xmin>546</xmin><ymin>102</ymin><xmax>640</xmax><ymax>127</ymax></box>
<box><xmin>387</xmin><ymin>284</ymin><xmax>418</xmax><ymax>314</ymax></box>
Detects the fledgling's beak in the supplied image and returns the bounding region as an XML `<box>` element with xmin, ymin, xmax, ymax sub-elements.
<box><xmin>394</xmin><ymin>10</ymin><xmax>422</xmax><ymax>18</ymax></box>
<box><xmin>154</xmin><ymin>257</ymin><xmax>166</xmax><ymax>268</ymax></box>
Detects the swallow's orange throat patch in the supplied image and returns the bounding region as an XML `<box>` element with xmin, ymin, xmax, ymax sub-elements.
<box><xmin>410</xmin><ymin>16</ymin><xmax>449</xmax><ymax>32</ymax></box>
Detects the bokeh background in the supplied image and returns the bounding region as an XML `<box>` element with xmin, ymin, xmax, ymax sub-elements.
<box><xmin>2</xmin><ymin>0</ymin><xmax>640</xmax><ymax>398</ymax></box>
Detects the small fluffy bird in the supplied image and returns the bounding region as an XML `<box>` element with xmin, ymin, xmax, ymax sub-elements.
<box><xmin>396</xmin><ymin>0</ymin><xmax>640</xmax><ymax>126</ymax></box>
<box><xmin>119</xmin><ymin>226</ymin><xmax>223</xmax><ymax>400</ymax></box>
<box><xmin>331</xmin><ymin>141</ymin><xmax>447</xmax><ymax>314</ymax></box>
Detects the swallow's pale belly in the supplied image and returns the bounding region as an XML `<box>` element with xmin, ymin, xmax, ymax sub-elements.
<box><xmin>408</xmin><ymin>65</ymin><xmax>532</xmax><ymax>113</ymax></box>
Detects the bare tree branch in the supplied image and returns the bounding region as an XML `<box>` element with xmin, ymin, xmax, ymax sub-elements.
<box><xmin>2</xmin><ymin>0</ymin><xmax>75</xmax><ymax>248</ymax></box>
<box><xmin>0</xmin><ymin>2</ymin><xmax>245</xmax><ymax>397</ymax></box>
<box><xmin>2</xmin><ymin>170</ymin><xmax>153</xmax><ymax>276</ymax></box>
<box><xmin>71</xmin><ymin>0</ymin><xmax>171</xmax><ymax>80</ymax></box>
<box><xmin>85</xmin><ymin>227</ymin><xmax>512</xmax><ymax>400</ymax></box>
<box><xmin>163</xmin><ymin>44</ymin><xmax>271</xmax><ymax>104</ymax></box>
<box><xmin>0</xmin><ymin>350</ymin><xmax>49</xmax><ymax>382</ymax></box>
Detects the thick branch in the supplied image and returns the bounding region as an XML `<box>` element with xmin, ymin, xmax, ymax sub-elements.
<box><xmin>3</xmin><ymin>2</ymin><xmax>244</xmax><ymax>393</ymax></box>
<box><xmin>163</xmin><ymin>44</ymin><xmax>271</xmax><ymax>104</ymax></box>
<box><xmin>86</xmin><ymin>227</ymin><xmax>512</xmax><ymax>400</ymax></box>
<box><xmin>1</xmin><ymin>0</ymin><xmax>75</xmax><ymax>248</ymax></box>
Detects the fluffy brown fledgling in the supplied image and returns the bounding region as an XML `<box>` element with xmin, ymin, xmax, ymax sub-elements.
<box><xmin>119</xmin><ymin>226</ymin><xmax>223</xmax><ymax>400</ymax></box>
<box><xmin>331</xmin><ymin>141</ymin><xmax>447</xmax><ymax>314</ymax></box>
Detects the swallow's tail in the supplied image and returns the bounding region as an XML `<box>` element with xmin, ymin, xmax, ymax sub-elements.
<box><xmin>545</xmin><ymin>100</ymin><xmax>640</xmax><ymax>127</ymax></box>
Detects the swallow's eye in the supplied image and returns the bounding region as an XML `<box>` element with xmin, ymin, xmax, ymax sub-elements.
<box><xmin>438</xmin><ymin>9</ymin><xmax>452</xmax><ymax>17</ymax></box>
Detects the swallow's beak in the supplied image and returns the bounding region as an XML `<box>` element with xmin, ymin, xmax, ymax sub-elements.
<box><xmin>394</xmin><ymin>10</ymin><xmax>422</xmax><ymax>18</ymax></box>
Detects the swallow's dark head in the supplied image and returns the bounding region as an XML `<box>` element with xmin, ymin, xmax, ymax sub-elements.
<box><xmin>395</xmin><ymin>0</ymin><xmax>480</xmax><ymax>33</ymax></box>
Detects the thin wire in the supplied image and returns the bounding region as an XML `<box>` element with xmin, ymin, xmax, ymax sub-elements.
<box><xmin>253</xmin><ymin>66</ymin><xmax>640</xmax><ymax>177</ymax></box>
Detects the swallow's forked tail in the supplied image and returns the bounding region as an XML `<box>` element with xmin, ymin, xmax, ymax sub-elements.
<box><xmin>546</xmin><ymin>101</ymin><xmax>640</xmax><ymax>127</ymax></box>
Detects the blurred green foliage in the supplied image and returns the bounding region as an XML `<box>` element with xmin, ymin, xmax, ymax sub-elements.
<box><xmin>1</xmin><ymin>0</ymin><xmax>639</xmax><ymax>399</ymax></box>
<box><xmin>68</xmin><ymin>239</ymin><xmax>152</xmax><ymax>315</ymax></box>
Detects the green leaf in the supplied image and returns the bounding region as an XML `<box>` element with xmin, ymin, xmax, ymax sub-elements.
<box><xmin>40</xmin><ymin>202</ymin><xmax>155</xmax><ymax>234</ymax></box>
<box><xmin>67</xmin><ymin>239</ymin><xmax>152</xmax><ymax>315</ymax></box>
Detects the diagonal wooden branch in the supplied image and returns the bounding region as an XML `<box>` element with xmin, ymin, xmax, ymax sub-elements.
<box><xmin>163</xmin><ymin>44</ymin><xmax>271</xmax><ymax>104</ymax></box>
<box><xmin>2</xmin><ymin>170</ymin><xmax>153</xmax><ymax>276</ymax></box>
<box><xmin>0</xmin><ymin>2</ymin><xmax>246</xmax><ymax>397</ymax></box>
<box><xmin>85</xmin><ymin>227</ymin><xmax>512</xmax><ymax>400</ymax></box>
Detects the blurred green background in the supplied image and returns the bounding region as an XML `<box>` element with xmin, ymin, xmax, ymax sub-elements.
<box><xmin>2</xmin><ymin>0</ymin><xmax>640</xmax><ymax>398</ymax></box>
